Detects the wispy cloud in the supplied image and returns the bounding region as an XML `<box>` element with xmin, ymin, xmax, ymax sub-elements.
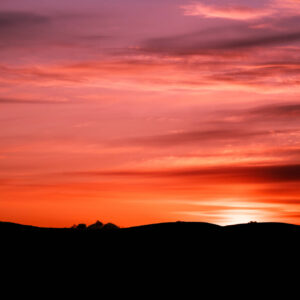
<box><xmin>120</xmin><ymin>129</ymin><xmax>282</xmax><ymax>147</ymax></box>
<box><xmin>0</xmin><ymin>97</ymin><xmax>69</xmax><ymax>105</ymax></box>
<box><xmin>181</xmin><ymin>2</ymin><xmax>273</xmax><ymax>20</ymax></box>
<box><xmin>247</xmin><ymin>103</ymin><xmax>300</xmax><ymax>119</ymax></box>
<box><xmin>68</xmin><ymin>163</ymin><xmax>300</xmax><ymax>184</ymax></box>
<box><xmin>142</xmin><ymin>28</ymin><xmax>300</xmax><ymax>54</ymax></box>
<box><xmin>0</xmin><ymin>11</ymin><xmax>50</xmax><ymax>28</ymax></box>
<box><xmin>109</xmin><ymin>102</ymin><xmax>300</xmax><ymax>149</ymax></box>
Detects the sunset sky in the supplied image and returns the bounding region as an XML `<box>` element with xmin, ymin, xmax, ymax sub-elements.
<box><xmin>1</xmin><ymin>0</ymin><xmax>300</xmax><ymax>227</ymax></box>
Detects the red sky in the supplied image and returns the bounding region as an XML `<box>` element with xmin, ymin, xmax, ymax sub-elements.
<box><xmin>0</xmin><ymin>0</ymin><xmax>300</xmax><ymax>227</ymax></box>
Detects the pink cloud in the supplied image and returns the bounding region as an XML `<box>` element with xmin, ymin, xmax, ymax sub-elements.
<box><xmin>181</xmin><ymin>3</ymin><xmax>274</xmax><ymax>20</ymax></box>
<box><xmin>274</xmin><ymin>0</ymin><xmax>300</xmax><ymax>9</ymax></box>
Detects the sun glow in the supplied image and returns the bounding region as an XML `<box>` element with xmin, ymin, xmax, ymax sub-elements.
<box><xmin>221</xmin><ymin>209</ymin><xmax>262</xmax><ymax>225</ymax></box>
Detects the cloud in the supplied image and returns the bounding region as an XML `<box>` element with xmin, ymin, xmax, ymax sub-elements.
<box><xmin>69</xmin><ymin>164</ymin><xmax>300</xmax><ymax>184</ymax></box>
<box><xmin>248</xmin><ymin>103</ymin><xmax>300</xmax><ymax>119</ymax></box>
<box><xmin>215</xmin><ymin>102</ymin><xmax>300</xmax><ymax>125</ymax></box>
<box><xmin>0</xmin><ymin>64</ymin><xmax>84</xmax><ymax>85</ymax></box>
<box><xmin>181</xmin><ymin>3</ymin><xmax>273</xmax><ymax>20</ymax></box>
<box><xmin>0</xmin><ymin>11</ymin><xmax>50</xmax><ymax>28</ymax></box>
<box><xmin>142</xmin><ymin>29</ymin><xmax>300</xmax><ymax>56</ymax></box>
<box><xmin>0</xmin><ymin>11</ymin><xmax>56</xmax><ymax>50</ymax></box>
<box><xmin>0</xmin><ymin>11</ymin><xmax>111</xmax><ymax>52</ymax></box>
<box><xmin>204</xmin><ymin>63</ymin><xmax>300</xmax><ymax>86</ymax></box>
<box><xmin>218</xmin><ymin>31</ymin><xmax>300</xmax><ymax>49</ymax></box>
<box><xmin>121</xmin><ymin>129</ymin><xmax>274</xmax><ymax>147</ymax></box>
<box><xmin>0</xmin><ymin>97</ymin><xmax>69</xmax><ymax>105</ymax></box>
<box><xmin>134</xmin><ymin>26</ymin><xmax>300</xmax><ymax>89</ymax></box>
<box><xmin>273</xmin><ymin>0</ymin><xmax>300</xmax><ymax>10</ymax></box>
<box><xmin>182</xmin><ymin>1</ymin><xmax>300</xmax><ymax>21</ymax></box>
<box><xmin>112</xmin><ymin>100</ymin><xmax>300</xmax><ymax>147</ymax></box>
<box><xmin>0</xmin><ymin>11</ymin><xmax>51</xmax><ymax>41</ymax></box>
<box><xmin>1</xmin><ymin>8</ymin><xmax>300</xmax><ymax>94</ymax></box>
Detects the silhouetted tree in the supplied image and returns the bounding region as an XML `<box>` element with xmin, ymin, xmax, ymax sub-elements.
<box><xmin>87</xmin><ymin>221</ymin><xmax>103</xmax><ymax>230</ymax></box>
<box><xmin>102</xmin><ymin>223</ymin><xmax>119</xmax><ymax>231</ymax></box>
<box><xmin>76</xmin><ymin>224</ymin><xmax>87</xmax><ymax>230</ymax></box>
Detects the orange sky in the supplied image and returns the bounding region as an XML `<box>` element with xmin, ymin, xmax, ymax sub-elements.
<box><xmin>0</xmin><ymin>0</ymin><xmax>300</xmax><ymax>227</ymax></box>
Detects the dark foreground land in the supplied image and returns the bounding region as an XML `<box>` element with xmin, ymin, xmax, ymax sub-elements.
<box><xmin>1</xmin><ymin>221</ymin><xmax>300</xmax><ymax>278</ymax></box>
<box><xmin>1</xmin><ymin>220</ymin><xmax>300</xmax><ymax>251</ymax></box>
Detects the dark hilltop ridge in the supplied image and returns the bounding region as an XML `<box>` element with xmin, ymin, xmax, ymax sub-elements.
<box><xmin>2</xmin><ymin>220</ymin><xmax>300</xmax><ymax>264</ymax></box>
<box><xmin>1</xmin><ymin>219</ymin><xmax>300</xmax><ymax>234</ymax></box>
<box><xmin>1</xmin><ymin>220</ymin><xmax>300</xmax><ymax>242</ymax></box>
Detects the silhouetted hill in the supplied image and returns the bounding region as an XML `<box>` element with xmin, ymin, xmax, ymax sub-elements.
<box><xmin>1</xmin><ymin>220</ymin><xmax>299</xmax><ymax>244</ymax></box>
<box><xmin>225</xmin><ymin>221</ymin><xmax>300</xmax><ymax>235</ymax></box>
<box><xmin>2</xmin><ymin>220</ymin><xmax>299</xmax><ymax>275</ymax></box>
<box><xmin>1</xmin><ymin>219</ymin><xmax>299</xmax><ymax>234</ymax></box>
<box><xmin>122</xmin><ymin>221</ymin><xmax>221</xmax><ymax>233</ymax></box>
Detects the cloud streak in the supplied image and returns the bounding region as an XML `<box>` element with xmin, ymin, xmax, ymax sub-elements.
<box><xmin>142</xmin><ymin>29</ymin><xmax>300</xmax><ymax>56</ymax></box>
<box><xmin>0</xmin><ymin>97</ymin><xmax>69</xmax><ymax>105</ymax></box>
<box><xmin>120</xmin><ymin>129</ymin><xmax>286</xmax><ymax>147</ymax></box>
<box><xmin>182</xmin><ymin>3</ymin><xmax>273</xmax><ymax>20</ymax></box>
<box><xmin>248</xmin><ymin>103</ymin><xmax>300</xmax><ymax>119</ymax></box>
<box><xmin>109</xmin><ymin>102</ymin><xmax>300</xmax><ymax>149</ymax></box>
<box><xmin>0</xmin><ymin>11</ymin><xmax>50</xmax><ymax>27</ymax></box>
<box><xmin>69</xmin><ymin>163</ymin><xmax>300</xmax><ymax>184</ymax></box>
